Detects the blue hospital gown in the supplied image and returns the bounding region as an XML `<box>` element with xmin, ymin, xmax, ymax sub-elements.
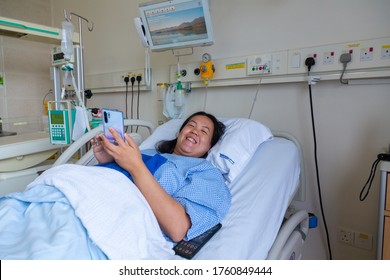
<box><xmin>98</xmin><ymin>149</ymin><xmax>231</xmax><ymax>241</ymax></box>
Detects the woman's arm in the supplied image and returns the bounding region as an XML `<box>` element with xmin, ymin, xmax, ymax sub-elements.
<box><xmin>100</xmin><ymin>128</ymin><xmax>191</xmax><ymax>242</ymax></box>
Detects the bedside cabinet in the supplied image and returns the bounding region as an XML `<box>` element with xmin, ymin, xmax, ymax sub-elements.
<box><xmin>378</xmin><ymin>161</ymin><xmax>390</xmax><ymax>259</ymax></box>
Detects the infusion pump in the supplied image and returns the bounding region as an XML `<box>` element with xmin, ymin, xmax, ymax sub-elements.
<box><xmin>48</xmin><ymin>101</ymin><xmax>75</xmax><ymax>145</ymax></box>
<box><xmin>51</xmin><ymin>46</ymin><xmax>75</xmax><ymax>66</ymax></box>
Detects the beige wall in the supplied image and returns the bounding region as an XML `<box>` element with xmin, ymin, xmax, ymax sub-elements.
<box><xmin>1</xmin><ymin>0</ymin><xmax>390</xmax><ymax>259</ymax></box>
<box><xmin>0</xmin><ymin>0</ymin><xmax>53</xmax><ymax>133</ymax></box>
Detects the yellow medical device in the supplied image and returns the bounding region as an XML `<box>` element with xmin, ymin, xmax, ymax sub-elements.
<box><xmin>200</xmin><ymin>53</ymin><xmax>215</xmax><ymax>82</ymax></box>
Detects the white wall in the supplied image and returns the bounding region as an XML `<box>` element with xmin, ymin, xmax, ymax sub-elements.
<box><xmin>3</xmin><ymin>0</ymin><xmax>387</xmax><ymax>259</ymax></box>
<box><xmin>0</xmin><ymin>0</ymin><xmax>53</xmax><ymax>134</ymax></box>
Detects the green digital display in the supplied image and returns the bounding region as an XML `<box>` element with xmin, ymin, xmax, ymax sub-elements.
<box><xmin>50</xmin><ymin>113</ymin><xmax>65</xmax><ymax>125</ymax></box>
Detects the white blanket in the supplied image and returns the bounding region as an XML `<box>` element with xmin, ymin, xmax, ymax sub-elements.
<box><xmin>27</xmin><ymin>164</ymin><xmax>176</xmax><ymax>260</ymax></box>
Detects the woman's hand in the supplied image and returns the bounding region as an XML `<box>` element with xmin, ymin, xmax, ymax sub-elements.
<box><xmin>91</xmin><ymin>134</ymin><xmax>114</xmax><ymax>164</ymax></box>
<box><xmin>99</xmin><ymin>128</ymin><xmax>143</xmax><ymax>173</ymax></box>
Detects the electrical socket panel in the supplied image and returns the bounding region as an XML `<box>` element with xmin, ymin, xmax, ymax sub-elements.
<box><xmin>322</xmin><ymin>51</ymin><xmax>335</xmax><ymax>65</ymax></box>
<box><xmin>360</xmin><ymin>47</ymin><xmax>374</xmax><ymax>61</ymax></box>
<box><xmin>339</xmin><ymin>227</ymin><xmax>354</xmax><ymax>245</ymax></box>
<box><xmin>85</xmin><ymin>68</ymin><xmax>150</xmax><ymax>92</ymax></box>
<box><xmin>288</xmin><ymin>45</ymin><xmax>339</xmax><ymax>74</ymax></box>
<box><xmin>287</xmin><ymin>37</ymin><xmax>390</xmax><ymax>75</ymax></box>
<box><xmin>338</xmin><ymin>227</ymin><xmax>373</xmax><ymax>250</ymax></box>
<box><xmin>381</xmin><ymin>45</ymin><xmax>390</xmax><ymax>60</ymax></box>
<box><xmin>120</xmin><ymin>71</ymin><xmax>144</xmax><ymax>83</ymax></box>
<box><xmin>168</xmin><ymin>36</ymin><xmax>390</xmax><ymax>87</ymax></box>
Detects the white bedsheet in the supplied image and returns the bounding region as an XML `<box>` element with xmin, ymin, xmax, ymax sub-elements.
<box><xmin>192</xmin><ymin>137</ymin><xmax>300</xmax><ymax>259</ymax></box>
<box><xmin>26</xmin><ymin>164</ymin><xmax>177</xmax><ymax>260</ymax></box>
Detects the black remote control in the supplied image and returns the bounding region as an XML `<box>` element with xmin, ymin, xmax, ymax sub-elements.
<box><xmin>173</xmin><ymin>223</ymin><xmax>222</xmax><ymax>259</ymax></box>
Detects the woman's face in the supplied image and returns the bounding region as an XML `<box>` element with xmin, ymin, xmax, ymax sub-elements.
<box><xmin>173</xmin><ymin>115</ymin><xmax>215</xmax><ymax>158</ymax></box>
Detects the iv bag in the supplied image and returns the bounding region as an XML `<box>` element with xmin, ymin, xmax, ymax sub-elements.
<box><xmin>61</xmin><ymin>20</ymin><xmax>74</xmax><ymax>61</ymax></box>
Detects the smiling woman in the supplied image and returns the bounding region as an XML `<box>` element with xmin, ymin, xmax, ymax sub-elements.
<box><xmin>173</xmin><ymin>115</ymin><xmax>214</xmax><ymax>158</ymax></box>
<box><xmin>156</xmin><ymin>111</ymin><xmax>226</xmax><ymax>159</ymax></box>
<box><xmin>91</xmin><ymin>111</ymin><xmax>230</xmax><ymax>243</ymax></box>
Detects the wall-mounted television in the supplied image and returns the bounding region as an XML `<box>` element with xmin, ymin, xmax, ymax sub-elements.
<box><xmin>138</xmin><ymin>0</ymin><xmax>214</xmax><ymax>52</ymax></box>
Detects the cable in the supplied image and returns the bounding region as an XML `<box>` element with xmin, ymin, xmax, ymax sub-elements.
<box><xmin>124</xmin><ymin>76</ymin><xmax>129</xmax><ymax>119</ymax></box>
<box><xmin>248</xmin><ymin>73</ymin><xmax>264</xmax><ymax>119</ymax></box>
<box><xmin>130</xmin><ymin>76</ymin><xmax>135</xmax><ymax>132</ymax></box>
<box><xmin>124</xmin><ymin>76</ymin><xmax>130</xmax><ymax>133</ymax></box>
<box><xmin>360</xmin><ymin>158</ymin><xmax>381</xmax><ymax>201</ymax></box>
<box><xmin>339</xmin><ymin>53</ymin><xmax>352</xmax><ymax>85</ymax></box>
<box><xmin>136</xmin><ymin>75</ymin><xmax>142</xmax><ymax>133</ymax></box>
<box><xmin>360</xmin><ymin>153</ymin><xmax>390</xmax><ymax>201</ymax></box>
<box><xmin>305</xmin><ymin>57</ymin><xmax>332</xmax><ymax>260</ymax></box>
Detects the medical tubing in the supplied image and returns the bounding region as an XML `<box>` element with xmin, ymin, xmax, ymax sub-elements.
<box><xmin>248</xmin><ymin>76</ymin><xmax>263</xmax><ymax>119</ymax></box>
<box><xmin>61</xmin><ymin>87</ymin><xmax>66</xmax><ymax>99</ymax></box>
<box><xmin>145</xmin><ymin>48</ymin><xmax>151</xmax><ymax>87</ymax></box>
<box><xmin>203</xmin><ymin>83</ymin><xmax>208</xmax><ymax>111</ymax></box>
<box><xmin>307</xmin><ymin>71</ymin><xmax>332</xmax><ymax>260</ymax></box>
<box><xmin>163</xmin><ymin>84</ymin><xmax>175</xmax><ymax>119</ymax></box>
<box><xmin>71</xmin><ymin>71</ymin><xmax>90</xmax><ymax>131</ymax></box>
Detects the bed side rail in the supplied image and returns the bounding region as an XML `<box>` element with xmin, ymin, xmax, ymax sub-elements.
<box><xmin>266</xmin><ymin>210</ymin><xmax>309</xmax><ymax>260</ymax></box>
<box><xmin>53</xmin><ymin>119</ymin><xmax>155</xmax><ymax>167</ymax></box>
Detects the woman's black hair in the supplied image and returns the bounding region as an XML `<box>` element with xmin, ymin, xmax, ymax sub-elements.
<box><xmin>156</xmin><ymin>111</ymin><xmax>225</xmax><ymax>158</ymax></box>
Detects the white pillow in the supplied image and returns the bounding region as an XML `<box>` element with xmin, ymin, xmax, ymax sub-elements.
<box><xmin>206</xmin><ymin>118</ymin><xmax>273</xmax><ymax>183</ymax></box>
<box><xmin>139</xmin><ymin>118</ymin><xmax>273</xmax><ymax>183</ymax></box>
<box><xmin>139</xmin><ymin>119</ymin><xmax>184</xmax><ymax>150</ymax></box>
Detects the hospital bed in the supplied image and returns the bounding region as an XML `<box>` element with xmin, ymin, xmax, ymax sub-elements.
<box><xmin>0</xmin><ymin>117</ymin><xmax>309</xmax><ymax>260</ymax></box>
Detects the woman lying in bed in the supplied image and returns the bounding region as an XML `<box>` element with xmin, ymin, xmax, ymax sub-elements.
<box><xmin>0</xmin><ymin>111</ymin><xmax>231</xmax><ymax>259</ymax></box>
<box><xmin>93</xmin><ymin>111</ymin><xmax>231</xmax><ymax>242</ymax></box>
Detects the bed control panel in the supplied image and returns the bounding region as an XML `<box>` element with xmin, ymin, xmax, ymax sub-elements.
<box><xmin>173</xmin><ymin>223</ymin><xmax>221</xmax><ymax>259</ymax></box>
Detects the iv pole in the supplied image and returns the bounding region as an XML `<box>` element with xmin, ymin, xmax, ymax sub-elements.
<box><xmin>50</xmin><ymin>11</ymin><xmax>93</xmax><ymax>151</ymax></box>
<box><xmin>68</xmin><ymin>11</ymin><xmax>94</xmax><ymax>105</ymax></box>
<box><xmin>53</xmin><ymin>10</ymin><xmax>93</xmax><ymax>105</ymax></box>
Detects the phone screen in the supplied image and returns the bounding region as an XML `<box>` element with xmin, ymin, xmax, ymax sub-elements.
<box><xmin>102</xmin><ymin>109</ymin><xmax>124</xmax><ymax>144</ymax></box>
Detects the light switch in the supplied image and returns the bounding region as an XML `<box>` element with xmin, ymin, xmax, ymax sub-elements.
<box><xmin>290</xmin><ymin>52</ymin><xmax>301</xmax><ymax>68</ymax></box>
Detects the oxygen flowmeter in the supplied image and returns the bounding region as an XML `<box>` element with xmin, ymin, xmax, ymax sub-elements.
<box><xmin>200</xmin><ymin>53</ymin><xmax>215</xmax><ymax>84</ymax></box>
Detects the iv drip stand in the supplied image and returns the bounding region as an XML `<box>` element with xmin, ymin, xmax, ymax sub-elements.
<box><xmin>68</xmin><ymin>11</ymin><xmax>94</xmax><ymax>106</ymax></box>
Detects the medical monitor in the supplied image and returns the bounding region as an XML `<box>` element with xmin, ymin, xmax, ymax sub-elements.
<box><xmin>138</xmin><ymin>0</ymin><xmax>214</xmax><ymax>52</ymax></box>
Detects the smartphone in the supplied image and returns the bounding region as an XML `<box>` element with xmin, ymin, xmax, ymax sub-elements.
<box><xmin>102</xmin><ymin>108</ymin><xmax>124</xmax><ymax>144</ymax></box>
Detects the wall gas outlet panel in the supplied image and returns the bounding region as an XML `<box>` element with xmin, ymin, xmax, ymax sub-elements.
<box><xmin>247</xmin><ymin>55</ymin><xmax>272</xmax><ymax>75</ymax></box>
